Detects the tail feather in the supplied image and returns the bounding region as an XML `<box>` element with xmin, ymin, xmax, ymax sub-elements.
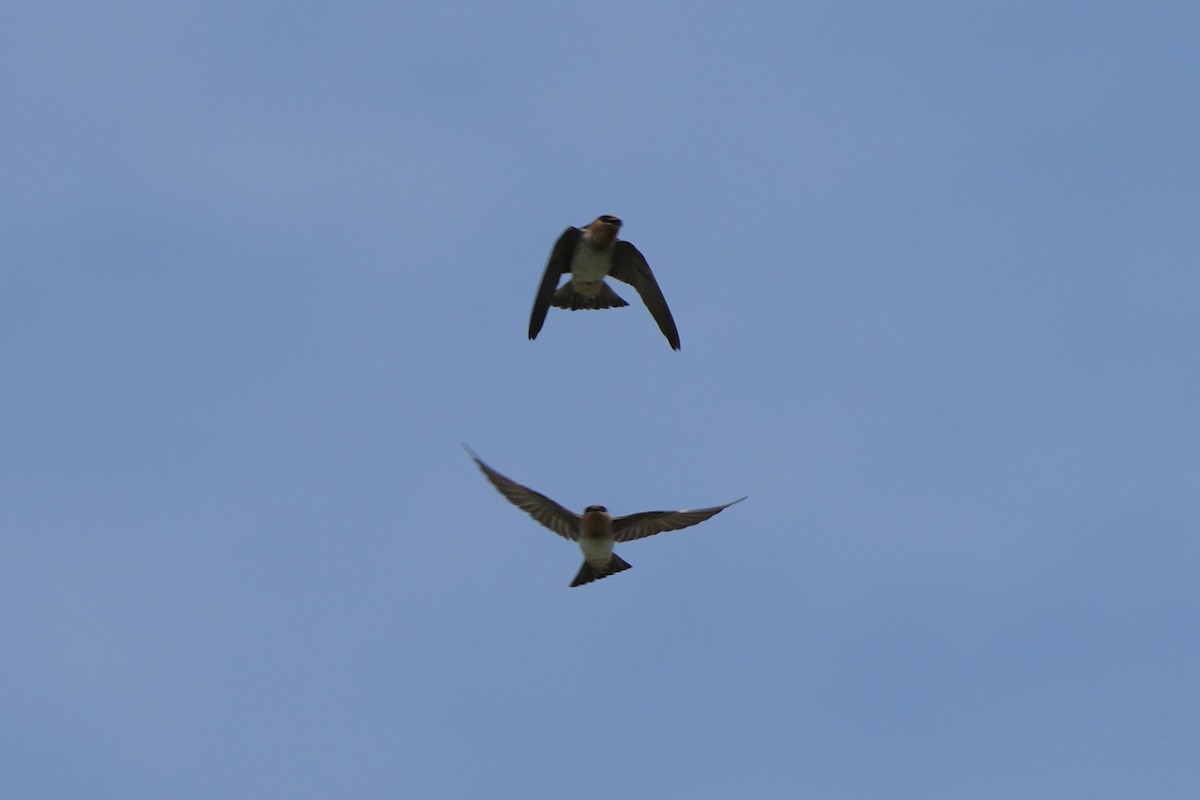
<box><xmin>570</xmin><ymin>553</ymin><xmax>633</xmax><ymax>587</ymax></box>
<box><xmin>552</xmin><ymin>281</ymin><xmax>629</xmax><ymax>311</ymax></box>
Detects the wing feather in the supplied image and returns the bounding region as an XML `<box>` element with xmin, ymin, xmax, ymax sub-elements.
<box><xmin>612</xmin><ymin>497</ymin><xmax>746</xmax><ymax>543</ymax></box>
<box><xmin>609</xmin><ymin>240</ymin><xmax>681</xmax><ymax>350</ymax></box>
<box><xmin>464</xmin><ymin>445</ymin><xmax>580</xmax><ymax>540</ymax></box>
<box><xmin>528</xmin><ymin>227</ymin><xmax>580</xmax><ymax>340</ymax></box>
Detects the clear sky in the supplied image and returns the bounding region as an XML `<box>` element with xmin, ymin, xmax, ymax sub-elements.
<box><xmin>3</xmin><ymin>1</ymin><xmax>1198</xmax><ymax>797</ymax></box>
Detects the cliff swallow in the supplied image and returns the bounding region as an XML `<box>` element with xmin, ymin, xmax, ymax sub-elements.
<box><xmin>528</xmin><ymin>215</ymin><xmax>681</xmax><ymax>350</ymax></box>
<box><xmin>465</xmin><ymin>446</ymin><xmax>745</xmax><ymax>587</ymax></box>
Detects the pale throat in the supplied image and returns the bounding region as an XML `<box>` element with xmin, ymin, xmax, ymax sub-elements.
<box><xmin>581</xmin><ymin>511</ymin><xmax>610</xmax><ymax>536</ymax></box>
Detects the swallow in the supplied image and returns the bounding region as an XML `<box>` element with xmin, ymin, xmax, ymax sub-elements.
<box><xmin>465</xmin><ymin>446</ymin><xmax>745</xmax><ymax>587</ymax></box>
<box><xmin>528</xmin><ymin>215</ymin><xmax>681</xmax><ymax>350</ymax></box>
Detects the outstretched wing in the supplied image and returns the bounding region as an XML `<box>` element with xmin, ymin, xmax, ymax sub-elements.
<box><xmin>611</xmin><ymin>497</ymin><xmax>746</xmax><ymax>543</ymax></box>
<box><xmin>528</xmin><ymin>227</ymin><xmax>581</xmax><ymax>340</ymax></box>
<box><xmin>464</xmin><ymin>445</ymin><xmax>580</xmax><ymax>540</ymax></box>
<box><xmin>609</xmin><ymin>240</ymin><xmax>681</xmax><ymax>350</ymax></box>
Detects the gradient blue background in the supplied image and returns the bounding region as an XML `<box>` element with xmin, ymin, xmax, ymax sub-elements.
<box><xmin>3</xmin><ymin>2</ymin><xmax>1198</xmax><ymax>797</ymax></box>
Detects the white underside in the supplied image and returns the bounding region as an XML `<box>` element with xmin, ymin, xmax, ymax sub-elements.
<box><xmin>570</xmin><ymin>243</ymin><xmax>613</xmax><ymax>283</ymax></box>
<box><xmin>579</xmin><ymin>536</ymin><xmax>614</xmax><ymax>565</ymax></box>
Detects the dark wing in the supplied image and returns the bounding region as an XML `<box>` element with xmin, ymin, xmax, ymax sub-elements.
<box><xmin>528</xmin><ymin>226</ymin><xmax>581</xmax><ymax>340</ymax></box>
<box><xmin>611</xmin><ymin>497</ymin><xmax>746</xmax><ymax>543</ymax></box>
<box><xmin>608</xmin><ymin>240</ymin><xmax>681</xmax><ymax>350</ymax></box>
<box><xmin>464</xmin><ymin>445</ymin><xmax>580</xmax><ymax>540</ymax></box>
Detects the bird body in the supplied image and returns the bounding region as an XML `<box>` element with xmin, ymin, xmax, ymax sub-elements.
<box><xmin>566</xmin><ymin>236</ymin><xmax>615</xmax><ymax>284</ymax></box>
<box><xmin>528</xmin><ymin>215</ymin><xmax>681</xmax><ymax>349</ymax></box>
<box><xmin>465</xmin><ymin>446</ymin><xmax>744</xmax><ymax>587</ymax></box>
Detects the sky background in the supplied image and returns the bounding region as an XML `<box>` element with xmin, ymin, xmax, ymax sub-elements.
<box><xmin>2</xmin><ymin>1</ymin><xmax>1198</xmax><ymax>797</ymax></box>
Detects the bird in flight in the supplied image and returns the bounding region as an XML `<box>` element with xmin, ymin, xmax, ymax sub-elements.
<box><xmin>528</xmin><ymin>215</ymin><xmax>681</xmax><ymax>350</ymax></box>
<box><xmin>465</xmin><ymin>446</ymin><xmax>745</xmax><ymax>587</ymax></box>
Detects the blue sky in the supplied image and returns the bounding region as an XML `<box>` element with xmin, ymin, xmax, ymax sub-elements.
<box><xmin>2</xmin><ymin>1</ymin><xmax>1198</xmax><ymax>797</ymax></box>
